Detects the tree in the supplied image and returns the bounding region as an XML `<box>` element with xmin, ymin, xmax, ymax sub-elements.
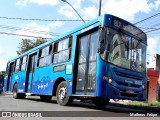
<box><xmin>16</xmin><ymin>38</ymin><xmax>47</xmax><ymax>55</ymax></box>
<box><xmin>0</xmin><ymin>71</ymin><xmax>5</xmax><ymax>78</ymax></box>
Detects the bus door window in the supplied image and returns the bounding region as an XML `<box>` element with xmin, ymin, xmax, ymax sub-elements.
<box><xmin>29</xmin><ymin>54</ymin><xmax>37</xmax><ymax>73</ymax></box>
<box><xmin>20</xmin><ymin>56</ymin><xmax>27</xmax><ymax>71</ymax></box>
<box><xmin>76</xmin><ymin>36</ymin><xmax>88</xmax><ymax>91</ymax></box>
<box><xmin>15</xmin><ymin>58</ymin><xmax>21</xmax><ymax>73</ymax></box>
<box><xmin>88</xmin><ymin>31</ymin><xmax>99</xmax><ymax>91</ymax></box>
<box><xmin>6</xmin><ymin>62</ymin><xmax>15</xmax><ymax>91</ymax></box>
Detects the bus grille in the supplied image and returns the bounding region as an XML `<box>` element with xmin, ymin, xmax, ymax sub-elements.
<box><xmin>114</xmin><ymin>71</ymin><xmax>143</xmax><ymax>81</ymax></box>
<box><xmin>116</xmin><ymin>81</ymin><xmax>141</xmax><ymax>88</ymax></box>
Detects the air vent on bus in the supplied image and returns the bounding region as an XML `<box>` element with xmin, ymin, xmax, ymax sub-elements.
<box><xmin>114</xmin><ymin>71</ymin><xmax>143</xmax><ymax>80</ymax></box>
<box><xmin>116</xmin><ymin>81</ymin><xmax>141</xmax><ymax>88</ymax></box>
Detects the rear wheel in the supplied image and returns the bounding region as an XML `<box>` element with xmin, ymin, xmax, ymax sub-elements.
<box><xmin>56</xmin><ymin>81</ymin><xmax>73</xmax><ymax>106</ymax></box>
<box><xmin>13</xmin><ymin>84</ymin><xmax>26</xmax><ymax>99</ymax></box>
<box><xmin>93</xmin><ymin>98</ymin><xmax>110</xmax><ymax>108</ymax></box>
<box><xmin>40</xmin><ymin>95</ymin><xmax>52</xmax><ymax>102</ymax></box>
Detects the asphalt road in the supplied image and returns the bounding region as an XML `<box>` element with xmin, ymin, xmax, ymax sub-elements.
<box><xmin>0</xmin><ymin>94</ymin><xmax>159</xmax><ymax>120</ymax></box>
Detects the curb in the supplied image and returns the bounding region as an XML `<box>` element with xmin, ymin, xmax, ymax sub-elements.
<box><xmin>2</xmin><ymin>92</ymin><xmax>13</xmax><ymax>95</ymax></box>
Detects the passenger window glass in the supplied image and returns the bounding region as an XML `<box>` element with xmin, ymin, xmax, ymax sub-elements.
<box><xmin>21</xmin><ymin>56</ymin><xmax>27</xmax><ymax>71</ymax></box>
<box><xmin>58</xmin><ymin>38</ymin><xmax>69</xmax><ymax>51</ymax></box>
<box><xmin>15</xmin><ymin>58</ymin><xmax>21</xmax><ymax>73</ymax></box>
<box><xmin>53</xmin><ymin>37</ymin><xmax>72</xmax><ymax>64</ymax></box>
<box><xmin>38</xmin><ymin>45</ymin><xmax>52</xmax><ymax>67</ymax></box>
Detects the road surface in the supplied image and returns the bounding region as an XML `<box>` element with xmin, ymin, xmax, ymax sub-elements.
<box><xmin>0</xmin><ymin>94</ymin><xmax>159</xmax><ymax>120</ymax></box>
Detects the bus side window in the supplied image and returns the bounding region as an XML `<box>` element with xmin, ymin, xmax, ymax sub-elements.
<box><xmin>38</xmin><ymin>45</ymin><xmax>52</xmax><ymax>67</ymax></box>
<box><xmin>15</xmin><ymin>58</ymin><xmax>21</xmax><ymax>73</ymax></box>
<box><xmin>53</xmin><ymin>37</ymin><xmax>72</xmax><ymax>64</ymax></box>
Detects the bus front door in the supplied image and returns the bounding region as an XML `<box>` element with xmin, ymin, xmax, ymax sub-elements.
<box><xmin>75</xmin><ymin>31</ymin><xmax>99</xmax><ymax>95</ymax></box>
<box><xmin>26</xmin><ymin>53</ymin><xmax>37</xmax><ymax>93</ymax></box>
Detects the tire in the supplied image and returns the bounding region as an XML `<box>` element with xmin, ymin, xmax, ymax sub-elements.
<box><xmin>40</xmin><ymin>95</ymin><xmax>52</xmax><ymax>102</ymax></box>
<box><xmin>93</xmin><ymin>98</ymin><xmax>110</xmax><ymax>108</ymax></box>
<box><xmin>13</xmin><ymin>84</ymin><xmax>26</xmax><ymax>99</ymax></box>
<box><xmin>56</xmin><ymin>81</ymin><xmax>73</xmax><ymax>106</ymax></box>
<box><xmin>20</xmin><ymin>94</ymin><xmax>26</xmax><ymax>99</ymax></box>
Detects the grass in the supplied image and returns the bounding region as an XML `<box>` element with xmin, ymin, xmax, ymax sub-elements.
<box><xmin>128</xmin><ymin>101</ymin><xmax>160</xmax><ymax>107</ymax></box>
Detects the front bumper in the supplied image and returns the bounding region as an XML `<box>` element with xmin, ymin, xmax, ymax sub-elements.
<box><xmin>106</xmin><ymin>82</ymin><xmax>147</xmax><ymax>101</ymax></box>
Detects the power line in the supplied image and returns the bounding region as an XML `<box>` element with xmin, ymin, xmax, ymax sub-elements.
<box><xmin>0</xmin><ymin>16</ymin><xmax>89</xmax><ymax>22</ymax></box>
<box><xmin>0</xmin><ymin>32</ymin><xmax>52</xmax><ymax>39</ymax></box>
<box><xmin>145</xmin><ymin>27</ymin><xmax>160</xmax><ymax>33</ymax></box>
<box><xmin>134</xmin><ymin>13</ymin><xmax>160</xmax><ymax>25</ymax></box>
<box><xmin>0</xmin><ymin>24</ymin><xmax>60</xmax><ymax>36</ymax></box>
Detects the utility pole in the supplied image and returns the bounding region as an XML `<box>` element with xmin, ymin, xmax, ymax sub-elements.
<box><xmin>98</xmin><ymin>0</ymin><xmax>102</xmax><ymax>16</ymax></box>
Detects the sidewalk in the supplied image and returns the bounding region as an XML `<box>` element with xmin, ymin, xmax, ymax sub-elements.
<box><xmin>110</xmin><ymin>99</ymin><xmax>130</xmax><ymax>104</ymax></box>
<box><xmin>109</xmin><ymin>101</ymin><xmax>160</xmax><ymax>114</ymax></box>
<box><xmin>1</xmin><ymin>92</ymin><xmax>13</xmax><ymax>95</ymax></box>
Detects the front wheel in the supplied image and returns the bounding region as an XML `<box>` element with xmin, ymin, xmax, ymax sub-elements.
<box><xmin>93</xmin><ymin>98</ymin><xmax>110</xmax><ymax>108</ymax></box>
<box><xmin>56</xmin><ymin>81</ymin><xmax>73</xmax><ymax>106</ymax></box>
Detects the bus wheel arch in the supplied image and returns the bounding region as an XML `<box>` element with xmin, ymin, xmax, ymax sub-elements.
<box><xmin>12</xmin><ymin>82</ymin><xmax>18</xmax><ymax>92</ymax></box>
<box><xmin>52</xmin><ymin>77</ymin><xmax>66</xmax><ymax>96</ymax></box>
<box><xmin>12</xmin><ymin>82</ymin><xmax>26</xmax><ymax>99</ymax></box>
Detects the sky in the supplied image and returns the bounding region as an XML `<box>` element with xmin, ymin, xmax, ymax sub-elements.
<box><xmin>0</xmin><ymin>0</ymin><xmax>160</xmax><ymax>71</ymax></box>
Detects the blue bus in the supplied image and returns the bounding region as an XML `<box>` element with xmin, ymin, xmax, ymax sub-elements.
<box><xmin>4</xmin><ymin>14</ymin><xmax>147</xmax><ymax>108</ymax></box>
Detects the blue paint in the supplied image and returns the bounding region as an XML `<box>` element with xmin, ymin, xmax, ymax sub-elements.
<box><xmin>4</xmin><ymin>14</ymin><xmax>147</xmax><ymax>101</ymax></box>
<box><xmin>66</xmin><ymin>64</ymin><xmax>72</xmax><ymax>75</ymax></box>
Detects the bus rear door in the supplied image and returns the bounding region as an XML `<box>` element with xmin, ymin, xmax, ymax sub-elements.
<box><xmin>25</xmin><ymin>53</ymin><xmax>37</xmax><ymax>93</ymax></box>
<box><xmin>6</xmin><ymin>62</ymin><xmax>15</xmax><ymax>91</ymax></box>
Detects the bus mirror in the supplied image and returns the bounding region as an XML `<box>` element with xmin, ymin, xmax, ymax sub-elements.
<box><xmin>98</xmin><ymin>40</ymin><xmax>105</xmax><ymax>53</ymax></box>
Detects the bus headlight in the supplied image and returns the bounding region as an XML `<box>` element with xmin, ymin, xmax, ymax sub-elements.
<box><xmin>104</xmin><ymin>76</ymin><xmax>112</xmax><ymax>83</ymax></box>
<box><xmin>109</xmin><ymin>78</ymin><xmax>112</xmax><ymax>83</ymax></box>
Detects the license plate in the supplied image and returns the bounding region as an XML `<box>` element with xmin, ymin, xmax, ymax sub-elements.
<box><xmin>126</xmin><ymin>90</ymin><xmax>134</xmax><ymax>94</ymax></box>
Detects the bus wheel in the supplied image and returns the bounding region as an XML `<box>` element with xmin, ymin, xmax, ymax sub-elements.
<box><xmin>13</xmin><ymin>84</ymin><xmax>26</xmax><ymax>99</ymax></box>
<box><xmin>93</xmin><ymin>98</ymin><xmax>110</xmax><ymax>108</ymax></box>
<box><xmin>13</xmin><ymin>84</ymin><xmax>19</xmax><ymax>99</ymax></box>
<box><xmin>56</xmin><ymin>81</ymin><xmax>73</xmax><ymax>106</ymax></box>
<box><xmin>40</xmin><ymin>95</ymin><xmax>52</xmax><ymax>102</ymax></box>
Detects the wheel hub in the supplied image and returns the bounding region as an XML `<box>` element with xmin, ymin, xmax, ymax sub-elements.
<box><xmin>58</xmin><ymin>87</ymin><xmax>66</xmax><ymax>100</ymax></box>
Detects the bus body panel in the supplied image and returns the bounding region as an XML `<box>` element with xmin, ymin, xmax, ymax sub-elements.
<box><xmin>4</xmin><ymin>14</ymin><xmax>147</xmax><ymax>102</ymax></box>
<box><xmin>96</xmin><ymin>54</ymin><xmax>147</xmax><ymax>100</ymax></box>
<box><xmin>30</xmin><ymin>63</ymin><xmax>73</xmax><ymax>96</ymax></box>
<box><xmin>11</xmin><ymin>71</ymin><xmax>26</xmax><ymax>93</ymax></box>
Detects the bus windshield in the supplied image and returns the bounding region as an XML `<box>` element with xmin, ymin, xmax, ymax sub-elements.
<box><xmin>102</xmin><ymin>27</ymin><xmax>147</xmax><ymax>72</ymax></box>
